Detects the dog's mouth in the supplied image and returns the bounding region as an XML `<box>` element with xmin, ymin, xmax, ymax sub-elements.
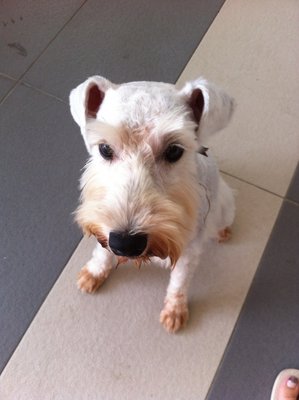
<box><xmin>114</xmin><ymin>247</ymin><xmax>174</xmax><ymax>270</ymax></box>
<box><xmin>114</xmin><ymin>254</ymin><xmax>152</xmax><ymax>270</ymax></box>
<box><xmin>95</xmin><ymin>236</ymin><xmax>149</xmax><ymax>267</ymax></box>
<box><xmin>96</xmin><ymin>233</ymin><xmax>177</xmax><ymax>268</ymax></box>
<box><xmin>95</xmin><ymin>235</ymin><xmax>108</xmax><ymax>249</ymax></box>
<box><xmin>83</xmin><ymin>224</ymin><xmax>173</xmax><ymax>269</ymax></box>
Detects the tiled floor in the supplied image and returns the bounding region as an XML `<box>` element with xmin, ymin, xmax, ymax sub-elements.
<box><xmin>0</xmin><ymin>1</ymin><xmax>298</xmax><ymax>399</ymax></box>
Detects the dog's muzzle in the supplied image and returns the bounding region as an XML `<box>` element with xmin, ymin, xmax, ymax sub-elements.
<box><xmin>109</xmin><ymin>231</ymin><xmax>148</xmax><ymax>257</ymax></box>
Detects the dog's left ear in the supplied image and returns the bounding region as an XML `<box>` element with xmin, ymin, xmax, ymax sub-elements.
<box><xmin>180</xmin><ymin>78</ymin><xmax>235</xmax><ymax>141</ymax></box>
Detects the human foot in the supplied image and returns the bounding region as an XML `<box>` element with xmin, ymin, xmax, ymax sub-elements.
<box><xmin>271</xmin><ymin>369</ymin><xmax>299</xmax><ymax>400</ymax></box>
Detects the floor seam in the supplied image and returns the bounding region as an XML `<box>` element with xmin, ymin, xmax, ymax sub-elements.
<box><xmin>0</xmin><ymin>72</ymin><xmax>17</xmax><ymax>82</ymax></box>
<box><xmin>0</xmin><ymin>0</ymin><xmax>88</xmax><ymax>107</ymax></box>
<box><xmin>20</xmin><ymin>81</ymin><xmax>67</xmax><ymax>104</ymax></box>
<box><xmin>220</xmin><ymin>170</ymin><xmax>288</xmax><ymax>201</ymax></box>
<box><xmin>284</xmin><ymin>198</ymin><xmax>299</xmax><ymax>207</ymax></box>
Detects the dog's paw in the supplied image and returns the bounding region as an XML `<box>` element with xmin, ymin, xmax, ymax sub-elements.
<box><xmin>218</xmin><ymin>226</ymin><xmax>232</xmax><ymax>243</ymax></box>
<box><xmin>160</xmin><ymin>295</ymin><xmax>189</xmax><ymax>333</ymax></box>
<box><xmin>77</xmin><ymin>266</ymin><xmax>108</xmax><ymax>293</ymax></box>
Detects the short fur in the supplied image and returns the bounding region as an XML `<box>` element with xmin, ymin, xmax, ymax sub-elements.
<box><xmin>69</xmin><ymin>76</ymin><xmax>235</xmax><ymax>333</ymax></box>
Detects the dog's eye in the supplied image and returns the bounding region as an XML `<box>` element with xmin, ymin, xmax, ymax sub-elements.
<box><xmin>99</xmin><ymin>144</ymin><xmax>114</xmax><ymax>160</ymax></box>
<box><xmin>164</xmin><ymin>144</ymin><xmax>184</xmax><ymax>163</ymax></box>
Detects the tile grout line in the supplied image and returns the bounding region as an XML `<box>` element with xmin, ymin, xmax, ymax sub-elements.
<box><xmin>0</xmin><ymin>72</ymin><xmax>17</xmax><ymax>82</ymax></box>
<box><xmin>21</xmin><ymin>81</ymin><xmax>67</xmax><ymax>104</ymax></box>
<box><xmin>220</xmin><ymin>170</ymin><xmax>298</xmax><ymax>206</ymax></box>
<box><xmin>0</xmin><ymin>0</ymin><xmax>89</xmax><ymax>107</ymax></box>
<box><xmin>284</xmin><ymin>198</ymin><xmax>299</xmax><ymax>207</ymax></box>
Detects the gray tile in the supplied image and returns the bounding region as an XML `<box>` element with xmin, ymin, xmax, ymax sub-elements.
<box><xmin>206</xmin><ymin>201</ymin><xmax>299</xmax><ymax>400</ymax></box>
<box><xmin>24</xmin><ymin>0</ymin><xmax>226</xmax><ymax>100</ymax></box>
<box><xmin>286</xmin><ymin>162</ymin><xmax>299</xmax><ymax>204</ymax></box>
<box><xmin>0</xmin><ymin>84</ymin><xmax>87</xmax><ymax>372</ymax></box>
<box><xmin>0</xmin><ymin>0</ymin><xmax>85</xmax><ymax>78</ymax></box>
<box><xmin>0</xmin><ymin>0</ymin><xmax>227</xmax><ymax>376</ymax></box>
<box><xmin>0</xmin><ymin>74</ymin><xmax>15</xmax><ymax>100</ymax></box>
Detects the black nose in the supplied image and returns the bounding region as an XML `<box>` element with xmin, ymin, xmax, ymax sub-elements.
<box><xmin>109</xmin><ymin>231</ymin><xmax>148</xmax><ymax>257</ymax></box>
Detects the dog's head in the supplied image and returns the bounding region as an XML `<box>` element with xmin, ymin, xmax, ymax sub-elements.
<box><xmin>70</xmin><ymin>76</ymin><xmax>234</xmax><ymax>266</ymax></box>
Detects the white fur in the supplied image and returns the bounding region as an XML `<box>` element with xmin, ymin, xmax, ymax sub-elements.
<box><xmin>86</xmin><ymin>243</ymin><xmax>114</xmax><ymax>277</ymax></box>
<box><xmin>69</xmin><ymin>76</ymin><xmax>235</xmax><ymax>333</ymax></box>
<box><xmin>179</xmin><ymin>78</ymin><xmax>235</xmax><ymax>142</ymax></box>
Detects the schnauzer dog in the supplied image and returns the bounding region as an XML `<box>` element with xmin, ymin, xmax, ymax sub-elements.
<box><xmin>69</xmin><ymin>76</ymin><xmax>235</xmax><ymax>333</ymax></box>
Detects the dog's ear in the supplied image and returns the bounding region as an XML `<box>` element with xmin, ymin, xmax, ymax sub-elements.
<box><xmin>69</xmin><ymin>76</ymin><xmax>114</xmax><ymax>128</ymax></box>
<box><xmin>180</xmin><ymin>78</ymin><xmax>235</xmax><ymax>141</ymax></box>
<box><xmin>69</xmin><ymin>76</ymin><xmax>116</xmax><ymax>153</ymax></box>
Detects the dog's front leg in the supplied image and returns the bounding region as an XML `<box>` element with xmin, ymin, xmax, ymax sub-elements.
<box><xmin>77</xmin><ymin>242</ymin><xmax>114</xmax><ymax>293</ymax></box>
<box><xmin>160</xmin><ymin>241</ymin><xmax>203</xmax><ymax>333</ymax></box>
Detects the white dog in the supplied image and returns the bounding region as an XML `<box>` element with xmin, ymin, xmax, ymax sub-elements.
<box><xmin>69</xmin><ymin>76</ymin><xmax>235</xmax><ymax>333</ymax></box>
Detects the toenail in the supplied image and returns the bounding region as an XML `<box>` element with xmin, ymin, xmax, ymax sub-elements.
<box><xmin>287</xmin><ymin>376</ymin><xmax>299</xmax><ymax>388</ymax></box>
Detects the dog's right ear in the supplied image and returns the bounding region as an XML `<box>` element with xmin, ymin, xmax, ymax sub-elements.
<box><xmin>69</xmin><ymin>76</ymin><xmax>114</xmax><ymax>129</ymax></box>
